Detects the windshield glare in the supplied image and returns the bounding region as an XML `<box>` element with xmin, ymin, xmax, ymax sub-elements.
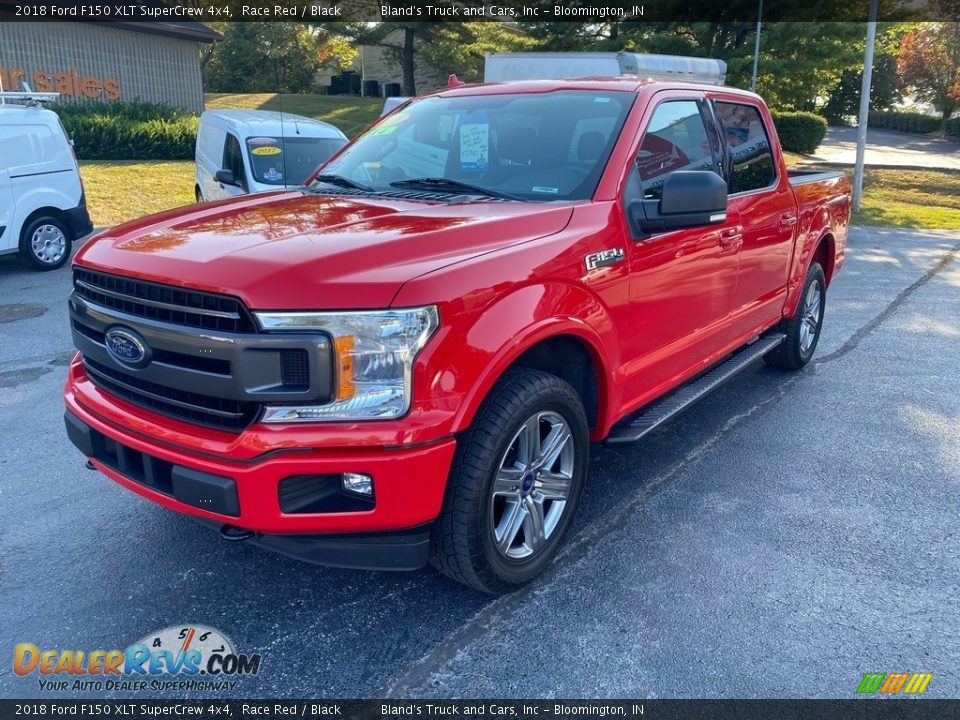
<box><xmin>247</xmin><ymin>136</ymin><xmax>346</xmax><ymax>186</ymax></box>
<box><xmin>316</xmin><ymin>90</ymin><xmax>634</xmax><ymax>201</ymax></box>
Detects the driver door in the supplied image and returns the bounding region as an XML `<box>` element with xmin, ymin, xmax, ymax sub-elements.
<box><xmin>621</xmin><ymin>95</ymin><xmax>743</xmax><ymax>405</ymax></box>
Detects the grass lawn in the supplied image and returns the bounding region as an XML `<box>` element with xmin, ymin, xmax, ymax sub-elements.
<box><xmin>80</xmin><ymin>160</ymin><xmax>194</xmax><ymax>228</ymax></box>
<box><xmin>834</xmin><ymin>167</ymin><xmax>960</xmax><ymax>229</ymax></box>
<box><xmin>205</xmin><ymin>93</ymin><xmax>383</xmax><ymax>138</ymax></box>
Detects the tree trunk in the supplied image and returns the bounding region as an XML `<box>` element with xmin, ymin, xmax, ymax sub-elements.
<box><xmin>402</xmin><ymin>28</ymin><xmax>416</xmax><ymax>96</ymax></box>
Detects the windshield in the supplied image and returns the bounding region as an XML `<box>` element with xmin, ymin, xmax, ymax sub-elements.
<box><xmin>246</xmin><ymin>136</ymin><xmax>346</xmax><ymax>186</ymax></box>
<box><xmin>315</xmin><ymin>90</ymin><xmax>634</xmax><ymax>201</ymax></box>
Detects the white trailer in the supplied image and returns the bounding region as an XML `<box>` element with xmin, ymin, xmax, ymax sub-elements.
<box><xmin>483</xmin><ymin>52</ymin><xmax>727</xmax><ymax>85</ymax></box>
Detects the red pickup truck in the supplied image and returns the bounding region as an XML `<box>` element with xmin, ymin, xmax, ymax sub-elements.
<box><xmin>64</xmin><ymin>79</ymin><xmax>850</xmax><ymax>593</ymax></box>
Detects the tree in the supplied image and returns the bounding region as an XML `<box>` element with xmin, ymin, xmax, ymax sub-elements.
<box><xmin>205</xmin><ymin>24</ymin><xmax>323</xmax><ymax>93</ymax></box>
<box><xmin>897</xmin><ymin>23</ymin><xmax>960</xmax><ymax>126</ymax></box>
<box><xmin>823</xmin><ymin>54</ymin><xmax>901</xmax><ymax>125</ymax></box>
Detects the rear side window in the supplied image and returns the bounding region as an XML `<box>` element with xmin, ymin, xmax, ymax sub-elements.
<box><xmin>223</xmin><ymin>133</ymin><xmax>246</xmax><ymax>187</ymax></box>
<box><xmin>715</xmin><ymin>101</ymin><xmax>776</xmax><ymax>194</ymax></box>
<box><xmin>636</xmin><ymin>100</ymin><xmax>718</xmax><ymax>200</ymax></box>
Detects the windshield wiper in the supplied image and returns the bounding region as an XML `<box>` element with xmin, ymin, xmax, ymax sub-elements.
<box><xmin>312</xmin><ymin>174</ymin><xmax>375</xmax><ymax>192</ymax></box>
<box><xmin>390</xmin><ymin>177</ymin><xmax>525</xmax><ymax>202</ymax></box>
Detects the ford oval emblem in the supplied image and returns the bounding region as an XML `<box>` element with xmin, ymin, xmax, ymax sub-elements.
<box><xmin>104</xmin><ymin>327</ymin><xmax>151</xmax><ymax>369</ymax></box>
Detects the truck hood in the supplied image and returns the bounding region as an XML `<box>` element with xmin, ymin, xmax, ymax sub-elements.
<box><xmin>75</xmin><ymin>191</ymin><xmax>574</xmax><ymax>310</ymax></box>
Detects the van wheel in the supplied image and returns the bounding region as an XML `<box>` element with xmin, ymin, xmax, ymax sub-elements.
<box><xmin>20</xmin><ymin>216</ymin><xmax>72</xmax><ymax>271</ymax></box>
<box><xmin>430</xmin><ymin>368</ymin><xmax>589</xmax><ymax>594</ymax></box>
<box><xmin>764</xmin><ymin>262</ymin><xmax>826</xmax><ymax>370</ymax></box>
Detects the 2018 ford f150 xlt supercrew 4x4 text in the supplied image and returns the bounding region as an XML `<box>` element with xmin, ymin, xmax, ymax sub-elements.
<box><xmin>64</xmin><ymin>79</ymin><xmax>850</xmax><ymax>593</ymax></box>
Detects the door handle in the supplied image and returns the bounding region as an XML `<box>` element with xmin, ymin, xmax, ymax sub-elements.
<box><xmin>718</xmin><ymin>227</ymin><xmax>742</xmax><ymax>252</ymax></box>
<box><xmin>780</xmin><ymin>213</ymin><xmax>798</xmax><ymax>230</ymax></box>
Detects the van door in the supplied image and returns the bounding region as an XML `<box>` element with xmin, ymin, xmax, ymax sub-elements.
<box><xmin>0</xmin><ymin>167</ymin><xmax>14</xmax><ymax>252</ymax></box>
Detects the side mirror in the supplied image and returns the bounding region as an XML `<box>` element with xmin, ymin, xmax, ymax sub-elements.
<box><xmin>215</xmin><ymin>169</ymin><xmax>237</xmax><ymax>186</ymax></box>
<box><xmin>629</xmin><ymin>171</ymin><xmax>728</xmax><ymax>235</ymax></box>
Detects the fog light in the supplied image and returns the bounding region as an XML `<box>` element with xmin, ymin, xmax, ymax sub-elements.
<box><xmin>342</xmin><ymin>473</ymin><xmax>373</xmax><ymax>496</ymax></box>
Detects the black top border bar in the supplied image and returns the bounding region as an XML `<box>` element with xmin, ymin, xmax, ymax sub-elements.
<box><xmin>0</xmin><ymin>0</ymin><xmax>956</xmax><ymax>23</ymax></box>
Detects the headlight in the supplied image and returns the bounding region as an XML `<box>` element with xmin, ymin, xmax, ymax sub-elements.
<box><xmin>255</xmin><ymin>306</ymin><xmax>439</xmax><ymax>422</ymax></box>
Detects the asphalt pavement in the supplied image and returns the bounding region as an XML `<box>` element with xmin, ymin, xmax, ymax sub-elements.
<box><xmin>0</xmin><ymin>225</ymin><xmax>958</xmax><ymax>699</ymax></box>
<box><xmin>810</xmin><ymin>126</ymin><xmax>960</xmax><ymax>169</ymax></box>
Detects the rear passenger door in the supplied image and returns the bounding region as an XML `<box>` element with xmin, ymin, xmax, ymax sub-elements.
<box><xmin>710</xmin><ymin>98</ymin><xmax>796</xmax><ymax>340</ymax></box>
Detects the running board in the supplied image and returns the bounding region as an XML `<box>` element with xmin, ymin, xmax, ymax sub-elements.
<box><xmin>605</xmin><ymin>334</ymin><xmax>785</xmax><ymax>446</ymax></box>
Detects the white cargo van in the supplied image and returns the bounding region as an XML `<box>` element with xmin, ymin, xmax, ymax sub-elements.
<box><xmin>0</xmin><ymin>92</ymin><xmax>92</xmax><ymax>271</ymax></box>
<box><xmin>195</xmin><ymin>110</ymin><xmax>348</xmax><ymax>202</ymax></box>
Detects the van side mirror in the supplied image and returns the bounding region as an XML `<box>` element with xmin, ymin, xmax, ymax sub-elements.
<box><xmin>215</xmin><ymin>169</ymin><xmax>237</xmax><ymax>186</ymax></box>
<box><xmin>629</xmin><ymin>171</ymin><xmax>729</xmax><ymax>235</ymax></box>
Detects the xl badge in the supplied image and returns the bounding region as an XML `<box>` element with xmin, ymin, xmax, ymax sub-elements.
<box><xmin>585</xmin><ymin>248</ymin><xmax>625</xmax><ymax>272</ymax></box>
<box><xmin>104</xmin><ymin>326</ymin><xmax>151</xmax><ymax>369</ymax></box>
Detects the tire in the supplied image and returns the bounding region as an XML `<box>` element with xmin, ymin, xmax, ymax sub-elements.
<box><xmin>764</xmin><ymin>262</ymin><xmax>826</xmax><ymax>370</ymax></box>
<box><xmin>195</xmin><ymin>187</ymin><xmax>204</xmax><ymax>203</ymax></box>
<box><xmin>19</xmin><ymin>216</ymin><xmax>72</xmax><ymax>271</ymax></box>
<box><xmin>430</xmin><ymin>368</ymin><xmax>589</xmax><ymax>594</ymax></box>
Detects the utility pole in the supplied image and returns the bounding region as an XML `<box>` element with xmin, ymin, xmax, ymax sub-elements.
<box><xmin>751</xmin><ymin>0</ymin><xmax>763</xmax><ymax>92</ymax></box>
<box><xmin>853</xmin><ymin>0</ymin><xmax>879</xmax><ymax>212</ymax></box>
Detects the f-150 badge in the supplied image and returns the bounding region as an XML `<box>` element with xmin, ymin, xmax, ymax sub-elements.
<box><xmin>585</xmin><ymin>248</ymin><xmax>625</xmax><ymax>272</ymax></box>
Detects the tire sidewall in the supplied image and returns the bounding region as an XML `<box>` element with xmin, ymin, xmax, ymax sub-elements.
<box><xmin>20</xmin><ymin>216</ymin><xmax>72</xmax><ymax>271</ymax></box>
<box><xmin>797</xmin><ymin>264</ymin><xmax>826</xmax><ymax>363</ymax></box>
<box><xmin>476</xmin><ymin>389</ymin><xmax>589</xmax><ymax>587</ymax></box>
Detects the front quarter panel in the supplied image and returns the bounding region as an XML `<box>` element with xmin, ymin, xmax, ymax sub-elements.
<box><xmin>396</xmin><ymin>202</ymin><xmax>633</xmax><ymax>441</ymax></box>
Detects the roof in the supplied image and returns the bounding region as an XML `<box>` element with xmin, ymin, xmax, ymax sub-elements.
<box><xmin>201</xmin><ymin>110</ymin><xmax>347</xmax><ymax>138</ymax></box>
<box><xmin>433</xmin><ymin>77</ymin><xmax>761</xmax><ymax>99</ymax></box>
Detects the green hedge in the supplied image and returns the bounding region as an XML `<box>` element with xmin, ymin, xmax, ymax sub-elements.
<box><xmin>945</xmin><ymin>117</ymin><xmax>960</xmax><ymax>138</ymax></box>
<box><xmin>53</xmin><ymin>101</ymin><xmax>198</xmax><ymax>160</ymax></box>
<box><xmin>867</xmin><ymin>110</ymin><xmax>940</xmax><ymax>134</ymax></box>
<box><xmin>770</xmin><ymin>111</ymin><xmax>828</xmax><ymax>154</ymax></box>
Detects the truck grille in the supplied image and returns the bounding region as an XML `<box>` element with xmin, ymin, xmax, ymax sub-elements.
<box><xmin>83</xmin><ymin>358</ymin><xmax>260</xmax><ymax>431</ymax></box>
<box><xmin>73</xmin><ymin>268</ymin><xmax>257</xmax><ymax>334</ymax></box>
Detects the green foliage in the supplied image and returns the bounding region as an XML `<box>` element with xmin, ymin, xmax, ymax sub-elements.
<box><xmin>946</xmin><ymin>117</ymin><xmax>960</xmax><ymax>137</ymax></box>
<box><xmin>823</xmin><ymin>54</ymin><xmax>901</xmax><ymax>126</ymax></box>
<box><xmin>420</xmin><ymin>24</ymin><xmax>537</xmax><ymax>84</ymax></box>
<box><xmin>205</xmin><ymin>24</ymin><xmax>322</xmax><ymax>93</ymax></box>
<box><xmin>54</xmin><ymin>102</ymin><xmax>198</xmax><ymax>160</ymax></box>
<box><xmin>868</xmin><ymin>110</ymin><xmax>941</xmax><ymax>133</ymax></box>
<box><xmin>771</xmin><ymin>111</ymin><xmax>828</xmax><ymax>154</ymax></box>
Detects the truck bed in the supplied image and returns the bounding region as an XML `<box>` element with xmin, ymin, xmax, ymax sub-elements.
<box><xmin>787</xmin><ymin>168</ymin><xmax>846</xmax><ymax>185</ymax></box>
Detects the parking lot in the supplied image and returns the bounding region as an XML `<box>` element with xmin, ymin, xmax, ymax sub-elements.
<box><xmin>1</xmin><ymin>225</ymin><xmax>958</xmax><ymax>699</ymax></box>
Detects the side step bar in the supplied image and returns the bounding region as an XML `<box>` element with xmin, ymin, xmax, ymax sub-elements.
<box><xmin>605</xmin><ymin>334</ymin><xmax>785</xmax><ymax>446</ymax></box>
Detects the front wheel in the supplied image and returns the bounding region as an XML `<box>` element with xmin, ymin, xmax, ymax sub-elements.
<box><xmin>20</xmin><ymin>216</ymin><xmax>72</xmax><ymax>271</ymax></box>
<box><xmin>764</xmin><ymin>262</ymin><xmax>826</xmax><ymax>370</ymax></box>
<box><xmin>430</xmin><ymin>368</ymin><xmax>589</xmax><ymax>594</ymax></box>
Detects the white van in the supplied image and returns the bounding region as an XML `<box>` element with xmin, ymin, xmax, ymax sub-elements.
<box><xmin>0</xmin><ymin>93</ymin><xmax>92</xmax><ymax>271</ymax></box>
<box><xmin>195</xmin><ymin>110</ymin><xmax>348</xmax><ymax>202</ymax></box>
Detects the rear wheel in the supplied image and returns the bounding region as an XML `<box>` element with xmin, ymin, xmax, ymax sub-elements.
<box><xmin>764</xmin><ymin>262</ymin><xmax>826</xmax><ymax>370</ymax></box>
<box><xmin>20</xmin><ymin>216</ymin><xmax>72</xmax><ymax>271</ymax></box>
<box><xmin>430</xmin><ymin>368</ymin><xmax>589</xmax><ymax>594</ymax></box>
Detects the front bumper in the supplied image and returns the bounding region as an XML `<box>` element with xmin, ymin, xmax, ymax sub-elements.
<box><xmin>64</xmin><ymin>386</ymin><xmax>456</xmax><ymax>570</ymax></box>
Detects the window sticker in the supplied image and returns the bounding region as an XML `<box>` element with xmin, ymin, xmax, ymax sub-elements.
<box><xmin>247</xmin><ymin>137</ymin><xmax>278</xmax><ymax>146</ymax></box>
<box><xmin>262</xmin><ymin>168</ymin><xmax>283</xmax><ymax>182</ymax></box>
<box><xmin>251</xmin><ymin>146</ymin><xmax>282</xmax><ymax>156</ymax></box>
<box><xmin>459</xmin><ymin>111</ymin><xmax>489</xmax><ymax>172</ymax></box>
<box><xmin>532</xmin><ymin>186</ymin><xmax>560</xmax><ymax>194</ymax></box>
<box><xmin>368</xmin><ymin>124</ymin><xmax>400</xmax><ymax>137</ymax></box>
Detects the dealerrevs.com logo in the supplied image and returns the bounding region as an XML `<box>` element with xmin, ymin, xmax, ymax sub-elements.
<box><xmin>14</xmin><ymin>625</ymin><xmax>262</xmax><ymax>693</ymax></box>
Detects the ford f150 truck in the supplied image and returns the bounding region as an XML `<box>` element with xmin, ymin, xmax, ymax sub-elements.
<box><xmin>64</xmin><ymin>78</ymin><xmax>850</xmax><ymax>593</ymax></box>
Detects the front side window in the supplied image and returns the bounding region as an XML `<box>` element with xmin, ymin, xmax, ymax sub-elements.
<box><xmin>223</xmin><ymin>133</ymin><xmax>246</xmax><ymax>187</ymax></box>
<box><xmin>317</xmin><ymin>90</ymin><xmax>635</xmax><ymax>201</ymax></box>
<box><xmin>715</xmin><ymin>101</ymin><xmax>776</xmax><ymax>194</ymax></box>
<box><xmin>636</xmin><ymin>100</ymin><xmax>718</xmax><ymax>200</ymax></box>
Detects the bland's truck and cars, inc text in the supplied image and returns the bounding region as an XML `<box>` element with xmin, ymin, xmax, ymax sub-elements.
<box><xmin>64</xmin><ymin>73</ymin><xmax>850</xmax><ymax>593</ymax></box>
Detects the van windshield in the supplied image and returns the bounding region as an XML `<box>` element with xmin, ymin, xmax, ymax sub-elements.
<box><xmin>246</xmin><ymin>136</ymin><xmax>346</xmax><ymax>186</ymax></box>
<box><xmin>315</xmin><ymin>90</ymin><xmax>634</xmax><ymax>201</ymax></box>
